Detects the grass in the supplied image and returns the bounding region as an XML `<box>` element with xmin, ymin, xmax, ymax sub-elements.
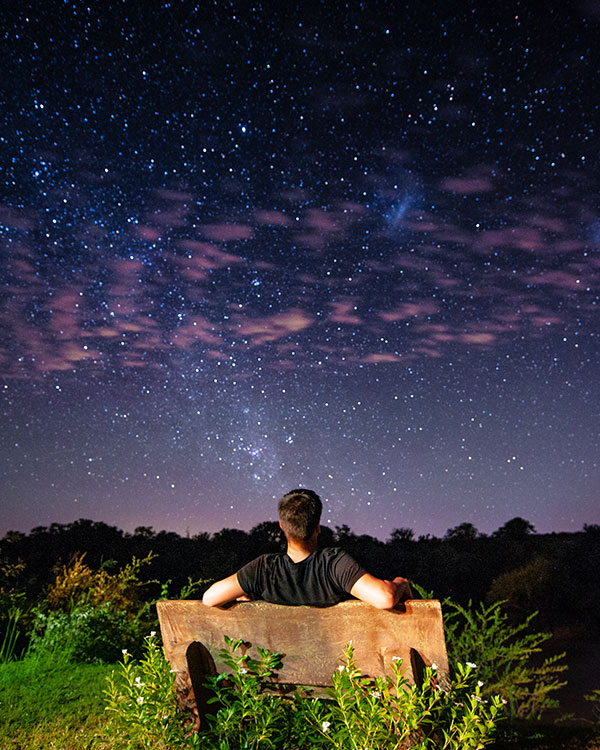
<box><xmin>0</xmin><ymin>655</ymin><xmax>113</xmax><ymax>750</ymax></box>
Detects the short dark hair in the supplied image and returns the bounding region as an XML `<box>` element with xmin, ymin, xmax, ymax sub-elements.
<box><xmin>278</xmin><ymin>489</ymin><xmax>322</xmax><ymax>541</ymax></box>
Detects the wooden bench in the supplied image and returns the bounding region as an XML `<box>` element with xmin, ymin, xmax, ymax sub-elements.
<box><xmin>157</xmin><ymin>599</ymin><xmax>449</xmax><ymax>728</ymax></box>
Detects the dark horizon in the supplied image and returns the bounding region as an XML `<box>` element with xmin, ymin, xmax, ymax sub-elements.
<box><xmin>4</xmin><ymin>513</ymin><xmax>598</xmax><ymax>545</ymax></box>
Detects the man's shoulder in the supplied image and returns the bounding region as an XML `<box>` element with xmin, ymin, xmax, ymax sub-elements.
<box><xmin>317</xmin><ymin>546</ymin><xmax>353</xmax><ymax>561</ymax></box>
<box><xmin>242</xmin><ymin>552</ymin><xmax>287</xmax><ymax>568</ymax></box>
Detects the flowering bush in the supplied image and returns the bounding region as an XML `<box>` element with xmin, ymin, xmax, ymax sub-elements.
<box><xmin>305</xmin><ymin>644</ymin><xmax>503</xmax><ymax>749</ymax></box>
<box><xmin>104</xmin><ymin>631</ymin><xmax>193</xmax><ymax>749</ymax></box>
<box><xmin>105</xmin><ymin>634</ymin><xmax>504</xmax><ymax>749</ymax></box>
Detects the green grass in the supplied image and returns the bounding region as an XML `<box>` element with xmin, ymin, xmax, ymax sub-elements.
<box><xmin>0</xmin><ymin>655</ymin><xmax>113</xmax><ymax>750</ymax></box>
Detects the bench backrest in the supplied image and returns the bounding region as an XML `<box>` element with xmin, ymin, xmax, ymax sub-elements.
<box><xmin>157</xmin><ymin>599</ymin><xmax>448</xmax><ymax>722</ymax></box>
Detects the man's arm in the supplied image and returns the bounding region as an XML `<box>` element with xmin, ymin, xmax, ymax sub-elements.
<box><xmin>350</xmin><ymin>573</ymin><xmax>412</xmax><ymax>610</ymax></box>
<box><xmin>202</xmin><ymin>573</ymin><xmax>248</xmax><ymax>607</ymax></box>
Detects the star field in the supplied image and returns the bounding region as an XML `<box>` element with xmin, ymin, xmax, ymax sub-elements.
<box><xmin>1</xmin><ymin>1</ymin><xmax>599</xmax><ymax>539</ymax></box>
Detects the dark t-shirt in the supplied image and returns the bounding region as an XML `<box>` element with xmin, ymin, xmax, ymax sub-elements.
<box><xmin>236</xmin><ymin>547</ymin><xmax>366</xmax><ymax>606</ymax></box>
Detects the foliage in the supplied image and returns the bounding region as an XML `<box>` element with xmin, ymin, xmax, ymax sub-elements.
<box><xmin>202</xmin><ymin>635</ymin><xmax>317</xmax><ymax>749</ymax></box>
<box><xmin>105</xmin><ymin>635</ymin><xmax>504</xmax><ymax>749</ymax></box>
<box><xmin>28</xmin><ymin>601</ymin><xmax>146</xmax><ymax>664</ymax></box>
<box><xmin>157</xmin><ymin>576</ymin><xmax>213</xmax><ymax>601</ymax></box>
<box><xmin>0</xmin><ymin>606</ymin><xmax>23</xmax><ymax>664</ymax></box>
<box><xmin>486</xmin><ymin>556</ymin><xmax>553</xmax><ymax>619</ymax></box>
<box><xmin>46</xmin><ymin>552</ymin><xmax>155</xmax><ymax>612</ymax></box>
<box><xmin>104</xmin><ymin>631</ymin><xmax>195</xmax><ymax>749</ymax></box>
<box><xmin>305</xmin><ymin>644</ymin><xmax>503</xmax><ymax>749</ymax></box>
<box><xmin>443</xmin><ymin>599</ymin><xmax>567</xmax><ymax>720</ymax></box>
<box><xmin>584</xmin><ymin>689</ymin><xmax>600</xmax><ymax>723</ymax></box>
<box><xmin>0</xmin><ymin>587</ymin><xmax>30</xmax><ymax>663</ymax></box>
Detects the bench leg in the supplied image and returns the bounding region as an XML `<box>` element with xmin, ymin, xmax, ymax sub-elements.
<box><xmin>186</xmin><ymin>641</ymin><xmax>218</xmax><ymax>729</ymax></box>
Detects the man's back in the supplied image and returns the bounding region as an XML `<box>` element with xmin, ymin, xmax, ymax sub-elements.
<box><xmin>236</xmin><ymin>547</ymin><xmax>366</xmax><ymax>606</ymax></box>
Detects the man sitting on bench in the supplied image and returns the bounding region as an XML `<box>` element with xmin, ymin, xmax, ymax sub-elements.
<box><xmin>202</xmin><ymin>488</ymin><xmax>412</xmax><ymax>609</ymax></box>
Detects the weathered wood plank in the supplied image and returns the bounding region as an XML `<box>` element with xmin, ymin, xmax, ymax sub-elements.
<box><xmin>157</xmin><ymin>599</ymin><xmax>448</xmax><ymax>693</ymax></box>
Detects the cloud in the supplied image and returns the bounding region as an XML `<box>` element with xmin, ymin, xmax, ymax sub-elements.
<box><xmin>178</xmin><ymin>240</ymin><xmax>245</xmax><ymax>270</ymax></box>
<box><xmin>362</xmin><ymin>353</ymin><xmax>405</xmax><ymax>363</ymax></box>
<box><xmin>169</xmin><ymin>316</ymin><xmax>222</xmax><ymax>347</ymax></box>
<box><xmin>379</xmin><ymin>300</ymin><xmax>439</xmax><ymax>322</ymax></box>
<box><xmin>527</xmin><ymin>270</ymin><xmax>587</xmax><ymax>290</ymax></box>
<box><xmin>440</xmin><ymin>176</ymin><xmax>494</xmax><ymax>194</ymax></box>
<box><xmin>255</xmin><ymin>210</ymin><xmax>292</xmax><ymax>227</ymax></box>
<box><xmin>199</xmin><ymin>224</ymin><xmax>253</xmax><ymax>241</ymax></box>
<box><xmin>231</xmin><ymin>308</ymin><xmax>313</xmax><ymax>345</ymax></box>
<box><xmin>330</xmin><ymin>299</ymin><xmax>362</xmax><ymax>325</ymax></box>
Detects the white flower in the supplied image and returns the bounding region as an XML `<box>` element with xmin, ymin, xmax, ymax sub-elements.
<box><xmin>430</xmin><ymin>663</ymin><xmax>438</xmax><ymax>671</ymax></box>
<box><xmin>136</xmin><ymin>696</ymin><xmax>144</xmax><ymax>704</ymax></box>
<box><xmin>371</xmin><ymin>690</ymin><xmax>381</xmax><ymax>698</ymax></box>
<box><xmin>149</xmin><ymin>630</ymin><xmax>156</xmax><ymax>637</ymax></box>
<box><xmin>391</xmin><ymin>656</ymin><xmax>402</xmax><ymax>662</ymax></box>
<box><xmin>338</xmin><ymin>665</ymin><xmax>345</xmax><ymax>672</ymax></box>
<box><xmin>121</xmin><ymin>649</ymin><xmax>129</xmax><ymax>656</ymax></box>
<box><xmin>466</xmin><ymin>661</ymin><xmax>477</xmax><ymax>669</ymax></box>
<box><xmin>477</xmin><ymin>680</ymin><xmax>484</xmax><ymax>687</ymax></box>
<box><xmin>239</xmin><ymin>668</ymin><xmax>248</xmax><ymax>674</ymax></box>
<box><xmin>134</xmin><ymin>676</ymin><xmax>145</xmax><ymax>686</ymax></box>
<box><xmin>321</xmin><ymin>721</ymin><xmax>331</xmax><ymax>733</ymax></box>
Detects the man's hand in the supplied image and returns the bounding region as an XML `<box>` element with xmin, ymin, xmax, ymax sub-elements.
<box><xmin>391</xmin><ymin>576</ymin><xmax>413</xmax><ymax>602</ymax></box>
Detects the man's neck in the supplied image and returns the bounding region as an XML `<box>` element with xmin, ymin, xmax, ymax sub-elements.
<box><xmin>286</xmin><ymin>536</ymin><xmax>318</xmax><ymax>563</ymax></box>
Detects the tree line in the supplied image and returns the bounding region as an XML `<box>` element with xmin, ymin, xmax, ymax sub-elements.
<box><xmin>2</xmin><ymin>517</ymin><xmax>599</xmax><ymax>630</ymax></box>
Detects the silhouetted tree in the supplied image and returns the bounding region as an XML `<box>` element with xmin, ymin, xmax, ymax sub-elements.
<box><xmin>444</xmin><ymin>522</ymin><xmax>479</xmax><ymax>543</ymax></box>
<box><xmin>493</xmin><ymin>517</ymin><xmax>535</xmax><ymax>538</ymax></box>
<box><xmin>389</xmin><ymin>527</ymin><xmax>415</xmax><ymax>543</ymax></box>
<box><xmin>248</xmin><ymin>521</ymin><xmax>284</xmax><ymax>553</ymax></box>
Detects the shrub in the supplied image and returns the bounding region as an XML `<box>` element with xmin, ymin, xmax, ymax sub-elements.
<box><xmin>202</xmin><ymin>635</ymin><xmax>317</xmax><ymax>749</ymax></box>
<box><xmin>105</xmin><ymin>634</ymin><xmax>504</xmax><ymax>749</ymax></box>
<box><xmin>104</xmin><ymin>632</ymin><xmax>195</xmax><ymax>749</ymax></box>
<box><xmin>46</xmin><ymin>552</ymin><xmax>154</xmax><ymax>612</ymax></box>
<box><xmin>301</xmin><ymin>645</ymin><xmax>502</xmax><ymax>749</ymax></box>
<box><xmin>585</xmin><ymin>689</ymin><xmax>600</xmax><ymax>723</ymax></box>
<box><xmin>28</xmin><ymin>602</ymin><xmax>146</xmax><ymax>664</ymax></box>
<box><xmin>443</xmin><ymin>599</ymin><xmax>567</xmax><ymax>720</ymax></box>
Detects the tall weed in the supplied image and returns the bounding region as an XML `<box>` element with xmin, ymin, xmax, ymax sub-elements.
<box><xmin>443</xmin><ymin>599</ymin><xmax>567</xmax><ymax>720</ymax></box>
<box><xmin>47</xmin><ymin>552</ymin><xmax>154</xmax><ymax>611</ymax></box>
<box><xmin>0</xmin><ymin>606</ymin><xmax>24</xmax><ymax>664</ymax></box>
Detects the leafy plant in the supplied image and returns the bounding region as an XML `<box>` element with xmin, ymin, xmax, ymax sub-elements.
<box><xmin>28</xmin><ymin>601</ymin><xmax>146</xmax><ymax>663</ymax></box>
<box><xmin>585</xmin><ymin>689</ymin><xmax>600</xmax><ymax>723</ymax></box>
<box><xmin>443</xmin><ymin>599</ymin><xmax>567</xmax><ymax>720</ymax></box>
<box><xmin>46</xmin><ymin>552</ymin><xmax>155</xmax><ymax>612</ymax></box>
<box><xmin>157</xmin><ymin>576</ymin><xmax>212</xmax><ymax>601</ymax></box>
<box><xmin>104</xmin><ymin>631</ymin><xmax>194</xmax><ymax>749</ymax></box>
<box><xmin>202</xmin><ymin>634</ymin><xmax>315</xmax><ymax>749</ymax></box>
<box><xmin>0</xmin><ymin>607</ymin><xmax>22</xmax><ymax>664</ymax></box>
<box><xmin>104</xmin><ymin>635</ymin><xmax>505</xmax><ymax>749</ymax></box>
<box><xmin>305</xmin><ymin>644</ymin><xmax>503</xmax><ymax>749</ymax></box>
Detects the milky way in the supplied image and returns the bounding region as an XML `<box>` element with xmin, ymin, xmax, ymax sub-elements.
<box><xmin>1</xmin><ymin>2</ymin><xmax>598</xmax><ymax>539</ymax></box>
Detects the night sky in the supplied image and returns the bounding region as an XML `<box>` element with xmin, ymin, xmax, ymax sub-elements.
<box><xmin>1</xmin><ymin>2</ymin><xmax>599</xmax><ymax>541</ymax></box>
